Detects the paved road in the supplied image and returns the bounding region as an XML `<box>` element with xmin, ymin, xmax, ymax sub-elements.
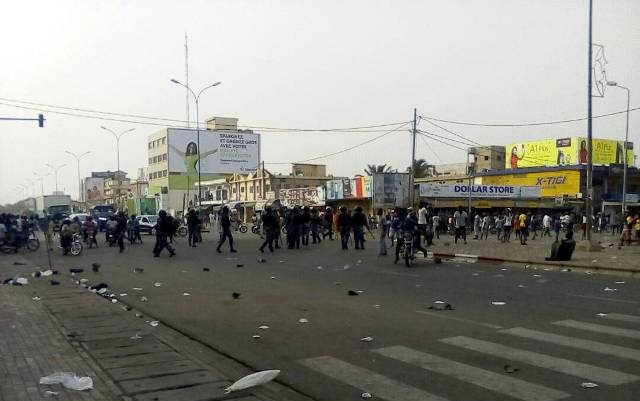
<box><xmin>20</xmin><ymin>230</ymin><xmax>640</xmax><ymax>401</ymax></box>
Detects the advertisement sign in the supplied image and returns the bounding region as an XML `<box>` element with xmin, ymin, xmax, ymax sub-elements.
<box><xmin>419</xmin><ymin>184</ymin><xmax>541</xmax><ymax>199</ymax></box>
<box><xmin>84</xmin><ymin>177</ymin><xmax>105</xmax><ymax>206</ymax></box>
<box><xmin>325</xmin><ymin>179</ymin><xmax>344</xmax><ymax>200</ymax></box>
<box><xmin>167</xmin><ymin>128</ymin><xmax>260</xmax><ymax>175</ymax></box>
<box><xmin>507</xmin><ymin>137</ymin><xmax>634</xmax><ymax>169</ymax></box>
<box><xmin>481</xmin><ymin>170</ymin><xmax>580</xmax><ymax>197</ymax></box>
<box><xmin>278</xmin><ymin>187</ymin><xmax>325</xmax><ymax>207</ymax></box>
<box><xmin>372</xmin><ymin>173</ymin><xmax>410</xmax><ymax>208</ymax></box>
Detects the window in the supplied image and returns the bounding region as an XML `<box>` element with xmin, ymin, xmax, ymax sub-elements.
<box><xmin>161</xmin><ymin>137</ymin><xmax>166</xmax><ymax>144</ymax></box>
<box><xmin>148</xmin><ymin>158</ymin><xmax>152</xmax><ymax>164</ymax></box>
<box><xmin>249</xmin><ymin>186</ymin><xmax>254</xmax><ymax>193</ymax></box>
<box><xmin>163</xmin><ymin>170</ymin><xmax>167</xmax><ymax>177</ymax></box>
<box><xmin>148</xmin><ymin>142</ymin><xmax>152</xmax><ymax>149</ymax></box>
<box><xmin>232</xmin><ymin>187</ymin><xmax>237</xmax><ymax>193</ymax></box>
<box><xmin>241</xmin><ymin>187</ymin><xmax>245</xmax><ymax>193</ymax></box>
<box><xmin>484</xmin><ymin>156</ymin><xmax>489</xmax><ymax>161</ymax></box>
<box><xmin>163</xmin><ymin>153</ymin><xmax>167</xmax><ymax>161</ymax></box>
<box><xmin>148</xmin><ymin>173</ymin><xmax>152</xmax><ymax>180</ymax></box>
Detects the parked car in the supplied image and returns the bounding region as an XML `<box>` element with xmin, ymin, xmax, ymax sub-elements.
<box><xmin>136</xmin><ymin>215</ymin><xmax>158</xmax><ymax>234</ymax></box>
<box><xmin>69</xmin><ymin>213</ymin><xmax>90</xmax><ymax>223</ymax></box>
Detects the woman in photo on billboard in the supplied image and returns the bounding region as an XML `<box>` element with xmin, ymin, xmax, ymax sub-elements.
<box><xmin>509</xmin><ymin>145</ymin><xmax>525</xmax><ymax>169</ymax></box>
<box><xmin>579</xmin><ymin>140</ymin><xmax>588</xmax><ymax>164</ymax></box>
<box><xmin>169</xmin><ymin>141</ymin><xmax>219</xmax><ymax>177</ymax></box>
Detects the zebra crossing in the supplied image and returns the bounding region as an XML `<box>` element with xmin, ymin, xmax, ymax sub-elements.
<box><xmin>299</xmin><ymin>313</ymin><xmax>640</xmax><ymax>401</ymax></box>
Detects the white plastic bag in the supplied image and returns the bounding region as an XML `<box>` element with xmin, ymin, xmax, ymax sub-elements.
<box><xmin>224</xmin><ymin>370</ymin><xmax>280</xmax><ymax>393</ymax></box>
<box><xmin>40</xmin><ymin>372</ymin><xmax>93</xmax><ymax>391</ymax></box>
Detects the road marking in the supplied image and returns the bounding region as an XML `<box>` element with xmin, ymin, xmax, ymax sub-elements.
<box><xmin>299</xmin><ymin>356</ymin><xmax>448</xmax><ymax>401</ymax></box>
<box><xmin>502</xmin><ymin>327</ymin><xmax>640</xmax><ymax>362</ymax></box>
<box><xmin>374</xmin><ymin>345</ymin><xmax>570</xmax><ymax>401</ymax></box>
<box><xmin>553</xmin><ymin>320</ymin><xmax>640</xmax><ymax>340</ymax></box>
<box><xmin>604</xmin><ymin>313</ymin><xmax>640</xmax><ymax>324</ymax></box>
<box><xmin>440</xmin><ymin>336</ymin><xmax>639</xmax><ymax>385</ymax></box>
<box><xmin>415</xmin><ymin>310</ymin><xmax>503</xmax><ymax>329</ymax></box>
<box><xmin>567</xmin><ymin>294</ymin><xmax>639</xmax><ymax>304</ymax></box>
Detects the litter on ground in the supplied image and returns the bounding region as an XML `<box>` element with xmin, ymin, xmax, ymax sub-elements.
<box><xmin>225</xmin><ymin>370</ymin><xmax>280</xmax><ymax>393</ymax></box>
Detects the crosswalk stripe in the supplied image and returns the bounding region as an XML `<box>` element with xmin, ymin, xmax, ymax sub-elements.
<box><xmin>502</xmin><ymin>327</ymin><xmax>640</xmax><ymax>362</ymax></box>
<box><xmin>553</xmin><ymin>319</ymin><xmax>640</xmax><ymax>340</ymax></box>
<box><xmin>440</xmin><ymin>336</ymin><xmax>639</xmax><ymax>385</ymax></box>
<box><xmin>602</xmin><ymin>313</ymin><xmax>640</xmax><ymax>324</ymax></box>
<box><xmin>299</xmin><ymin>356</ymin><xmax>449</xmax><ymax>401</ymax></box>
<box><xmin>374</xmin><ymin>345</ymin><xmax>570</xmax><ymax>401</ymax></box>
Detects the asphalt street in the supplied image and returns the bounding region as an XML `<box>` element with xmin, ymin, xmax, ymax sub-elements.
<box><xmin>20</xmin><ymin>230</ymin><xmax>640</xmax><ymax>401</ymax></box>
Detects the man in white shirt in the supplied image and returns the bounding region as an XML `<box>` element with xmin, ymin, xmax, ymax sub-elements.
<box><xmin>432</xmin><ymin>214</ymin><xmax>441</xmax><ymax>239</ymax></box>
<box><xmin>542</xmin><ymin>214</ymin><xmax>551</xmax><ymax>237</ymax></box>
<box><xmin>418</xmin><ymin>203</ymin><xmax>428</xmax><ymax>244</ymax></box>
<box><xmin>453</xmin><ymin>206</ymin><xmax>468</xmax><ymax>244</ymax></box>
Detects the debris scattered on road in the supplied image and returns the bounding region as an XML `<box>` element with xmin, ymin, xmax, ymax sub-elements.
<box><xmin>153</xmin><ymin>282</ymin><xmax>162</xmax><ymax>287</ymax></box>
<box><xmin>42</xmin><ymin>270</ymin><xmax>54</xmax><ymax>276</ymax></box>
<box><xmin>491</xmin><ymin>301</ymin><xmax>506</xmax><ymax>306</ymax></box>
<box><xmin>50</xmin><ymin>280</ymin><xmax>60</xmax><ymax>286</ymax></box>
<box><xmin>517</xmin><ymin>284</ymin><xmax>525</xmax><ymax>288</ymax></box>
<box><xmin>140</xmin><ymin>296</ymin><xmax>148</xmax><ymax>302</ymax></box>
<box><xmin>111</xmin><ymin>299</ymin><xmax>118</xmax><ymax>304</ymax></box>
<box><xmin>428</xmin><ymin>301</ymin><xmax>454</xmax><ymax>310</ymax></box>
<box><xmin>232</xmin><ymin>292</ymin><xmax>241</xmax><ymax>299</ymax></box>
<box><xmin>133</xmin><ymin>267</ymin><xmax>144</xmax><ymax>273</ymax></box>
<box><xmin>348</xmin><ymin>290</ymin><xmax>359</xmax><ymax>296</ymax></box>
<box><xmin>360</xmin><ymin>336</ymin><xmax>374</xmax><ymax>342</ymax></box>
<box><xmin>615</xmin><ymin>281</ymin><xmax>626</xmax><ymax>284</ymax></box>
<box><xmin>361</xmin><ymin>392</ymin><xmax>372</xmax><ymax>398</ymax></box>
<box><xmin>236</xmin><ymin>264</ymin><xmax>244</xmax><ymax>268</ymax></box>
<box><xmin>298</xmin><ymin>318</ymin><xmax>309</xmax><ymax>323</ymax></box>
<box><xmin>133</xmin><ymin>287</ymin><xmax>142</xmax><ymax>291</ymax></box>
<box><xmin>43</xmin><ymin>390</ymin><xmax>59</xmax><ymax>397</ymax></box>
<box><xmin>224</xmin><ymin>370</ymin><xmax>280</xmax><ymax>393</ymax></box>
<box><xmin>15</xmin><ymin>277</ymin><xmax>28</xmax><ymax>285</ymax></box>
<box><xmin>270</xmin><ymin>276</ymin><xmax>276</xmax><ymax>280</ymax></box>
<box><xmin>182</xmin><ymin>292</ymin><xmax>191</xmax><ymax>296</ymax></box>
<box><xmin>257</xmin><ymin>258</ymin><xmax>266</xmax><ymax>263</ymax></box>
<box><xmin>503</xmin><ymin>364</ymin><xmax>519</xmax><ymax>374</ymax></box>
<box><xmin>135</xmin><ymin>313</ymin><xmax>143</xmax><ymax>318</ymax></box>
<box><xmin>13</xmin><ymin>262</ymin><xmax>26</xmax><ymax>265</ymax></box>
<box><xmin>149</xmin><ymin>321</ymin><xmax>159</xmax><ymax>327</ymax></box>
<box><xmin>32</xmin><ymin>296</ymin><xmax>41</xmax><ymax>301</ymax></box>
<box><xmin>373</xmin><ymin>304</ymin><xmax>381</xmax><ymax>308</ymax></box>
<box><xmin>252</xmin><ymin>335</ymin><xmax>261</xmax><ymax>339</ymax></box>
<box><xmin>596</xmin><ymin>313</ymin><xmax>608</xmax><ymax>317</ymax></box>
<box><xmin>39</xmin><ymin>372</ymin><xmax>94</xmax><ymax>391</ymax></box>
<box><xmin>581</xmin><ymin>382</ymin><xmax>599</xmax><ymax>388</ymax></box>
<box><xmin>259</xmin><ymin>325</ymin><xmax>269</xmax><ymax>330</ymax></box>
<box><xmin>69</xmin><ymin>268</ymin><xmax>83</xmax><ymax>273</ymax></box>
<box><xmin>130</xmin><ymin>333</ymin><xmax>142</xmax><ymax>340</ymax></box>
<box><xmin>121</xmin><ymin>305</ymin><xmax>132</xmax><ymax>311</ymax></box>
<box><xmin>316</xmin><ymin>266</ymin><xmax>323</xmax><ymax>270</ymax></box>
<box><xmin>603</xmin><ymin>287</ymin><xmax>618</xmax><ymax>292</ymax></box>
<box><xmin>203</xmin><ymin>267</ymin><xmax>210</xmax><ymax>272</ymax></box>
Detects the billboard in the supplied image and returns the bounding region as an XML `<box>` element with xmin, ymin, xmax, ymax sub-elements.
<box><xmin>506</xmin><ymin>137</ymin><xmax>633</xmax><ymax>169</ymax></box>
<box><xmin>372</xmin><ymin>173</ymin><xmax>410</xmax><ymax>208</ymax></box>
<box><xmin>278</xmin><ymin>187</ymin><xmax>325</xmax><ymax>207</ymax></box>
<box><xmin>84</xmin><ymin>177</ymin><xmax>105</xmax><ymax>206</ymax></box>
<box><xmin>167</xmin><ymin>128</ymin><xmax>260</xmax><ymax>176</ymax></box>
<box><xmin>481</xmin><ymin>169</ymin><xmax>580</xmax><ymax>197</ymax></box>
<box><xmin>351</xmin><ymin>176</ymin><xmax>372</xmax><ymax>198</ymax></box>
<box><xmin>419</xmin><ymin>183</ymin><xmax>541</xmax><ymax>199</ymax></box>
<box><xmin>325</xmin><ymin>179</ymin><xmax>344</xmax><ymax>200</ymax></box>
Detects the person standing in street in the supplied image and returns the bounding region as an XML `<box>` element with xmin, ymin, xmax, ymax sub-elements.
<box><xmin>216</xmin><ymin>206</ymin><xmax>237</xmax><ymax>253</ymax></box>
<box><xmin>187</xmin><ymin>209</ymin><xmax>201</xmax><ymax>248</ymax></box>
<box><xmin>418</xmin><ymin>203</ymin><xmax>428</xmax><ymax>243</ymax></box>
<box><xmin>153</xmin><ymin>210</ymin><xmax>176</xmax><ymax>257</ymax></box>
<box><xmin>453</xmin><ymin>206</ymin><xmax>467</xmax><ymax>244</ymax></box>
<box><xmin>480</xmin><ymin>213</ymin><xmax>490</xmax><ymax>240</ymax></box>
<box><xmin>337</xmin><ymin>206</ymin><xmax>351</xmax><ymax>250</ymax></box>
<box><xmin>115</xmin><ymin>211</ymin><xmax>127</xmax><ymax>253</ymax></box>
<box><xmin>432</xmin><ymin>212</ymin><xmax>440</xmax><ymax>240</ymax></box>
<box><xmin>473</xmin><ymin>213</ymin><xmax>481</xmax><ymax>240</ymax></box>
<box><xmin>83</xmin><ymin>216</ymin><xmax>98</xmax><ymax>248</ymax></box>
<box><xmin>377</xmin><ymin>208</ymin><xmax>389</xmax><ymax>256</ymax></box>
<box><xmin>322</xmin><ymin>207</ymin><xmax>334</xmax><ymax>240</ymax></box>
<box><xmin>310</xmin><ymin>209</ymin><xmax>322</xmax><ymax>244</ymax></box>
<box><xmin>542</xmin><ymin>213</ymin><xmax>552</xmax><ymax>237</ymax></box>
<box><xmin>259</xmin><ymin>206</ymin><xmax>277</xmax><ymax>253</ymax></box>
<box><xmin>503</xmin><ymin>209</ymin><xmax>513</xmax><ymax>242</ymax></box>
<box><xmin>519</xmin><ymin>211</ymin><xmax>529</xmax><ymax>245</ymax></box>
<box><xmin>495</xmin><ymin>213</ymin><xmax>504</xmax><ymax>241</ymax></box>
<box><xmin>351</xmin><ymin>206</ymin><xmax>369</xmax><ymax>250</ymax></box>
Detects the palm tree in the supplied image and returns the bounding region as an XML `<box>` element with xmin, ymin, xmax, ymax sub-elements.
<box><xmin>364</xmin><ymin>164</ymin><xmax>393</xmax><ymax>175</ymax></box>
<box><xmin>409</xmin><ymin>158</ymin><xmax>435</xmax><ymax>178</ymax></box>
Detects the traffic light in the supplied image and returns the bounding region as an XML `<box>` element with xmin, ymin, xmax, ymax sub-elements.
<box><xmin>38</xmin><ymin>114</ymin><xmax>45</xmax><ymax>128</ymax></box>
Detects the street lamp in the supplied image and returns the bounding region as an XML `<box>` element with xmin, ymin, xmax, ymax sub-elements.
<box><xmin>100</xmin><ymin>126</ymin><xmax>135</xmax><ymax>173</ymax></box>
<box><xmin>33</xmin><ymin>171</ymin><xmax>51</xmax><ymax>196</ymax></box>
<box><xmin>170</xmin><ymin>79</ymin><xmax>221</xmax><ymax>209</ymax></box>
<box><xmin>45</xmin><ymin>163</ymin><xmax>66</xmax><ymax>192</ymax></box>
<box><xmin>607</xmin><ymin>81</ymin><xmax>631</xmax><ymax>214</ymax></box>
<box><xmin>65</xmin><ymin>150</ymin><xmax>91</xmax><ymax>202</ymax></box>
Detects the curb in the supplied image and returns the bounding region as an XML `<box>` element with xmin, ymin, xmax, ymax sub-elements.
<box><xmin>430</xmin><ymin>251</ymin><xmax>640</xmax><ymax>276</ymax></box>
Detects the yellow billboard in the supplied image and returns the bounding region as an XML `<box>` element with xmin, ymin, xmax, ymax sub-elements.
<box><xmin>482</xmin><ymin>170</ymin><xmax>580</xmax><ymax>197</ymax></box>
<box><xmin>506</xmin><ymin>137</ymin><xmax>633</xmax><ymax>169</ymax></box>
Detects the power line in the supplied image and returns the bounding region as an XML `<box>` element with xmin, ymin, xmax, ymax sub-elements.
<box><xmin>419</xmin><ymin>116</ymin><xmax>483</xmax><ymax>146</ymax></box>
<box><xmin>417</xmin><ymin>131</ymin><xmax>467</xmax><ymax>151</ymax></box>
<box><xmin>416</xmin><ymin>129</ymin><xmax>476</xmax><ymax>147</ymax></box>
<box><xmin>420</xmin><ymin>107</ymin><xmax>640</xmax><ymax>127</ymax></box>
<box><xmin>418</xmin><ymin>133</ymin><xmax>443</xmax><ymax>163</ymax></box>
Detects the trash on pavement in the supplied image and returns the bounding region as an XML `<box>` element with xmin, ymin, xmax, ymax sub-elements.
<box><xmin>603</xmin><ymin>287</ymin><xmax>618</xmax><ymax>292</ymax></box>
<box><xmin>50</xmin><ymin>280</ymin><xmax>60</xmax><ymax>286</ymax></box>
<box><xmin>361</xmin><ymin>392</ymin><xmax>372</xmax><ymax>399</ymax></box>
<box><xmin>69</xmin><ymin>268</ymin><xmax>83</xmax><ymax>273</ymax></box>
<box><xmin>153</xmin><ymin>282</ymin><xmax>162</xmax><ymax>287</ymax></box>
<box><xmin>252</xmin><ymin>334</ymin><xmax>261</xmax><ymax>339</ymax></box>
<box><xmin>133</xmin><ymin>287</ymin><xmax>142</xmax><ymax>291</ymax></box>
<box><xmin>503</xmin><ymin>364</ymin><xmax>519</xmax><ymax>374</ymax></box>
<box><xmin>257</xmin><ymin>258</ymin><xmax>266</xmax><ymax>263</ymax></box>
<box><xmin>111</xmin><ymin>299</ymin><xmax>118</xmax><ymax>304</ymax></box>
<box><xmin>130</xmin><ymin>333</ymin><xmax>142</xmax><ymax>340</ymax></box>
<box><xmin>224</xmin><ymin>370</ymin><xmax>280</xmax><ymax>393</ymax></box>
<box><xmin>182</xmin><ymin>292</ymin><xmax>191</xmax><ymax>296</ymax></box>
<box><xmin>133</xmin><ymin>267</ymin><xmax>144</xmax><ymax>273</ymax></box>
<box><xmin>236</xmin><ymin>264</ymin><xmax>244</xmax><ymax>268</ymax></box>
<box><xmin>149</xmin><ymin>321</ymin><xmax>159</xmax><ymax>327</ymax></box>
<box><xmin>16</xmin><ymin>277</ymin><xmax>28</xmax><ymax>285</ymax></box>
<box><xmin>140</xmin><ymin>296</ymin><xmax>148</xmax><ymax>302</ymax></box>
<box><xmin>360</xmin><ymin>336</ymin><xmax>374</xmax><ymax>342</ymax></box>
<box><xmin>232</xmin><ymin>292</ymin><xmax>241</xmax><ymax>299</ymax></box>
<box><xmin>596</xmin><ymin>313</ymin><xmax>608</xmax><ymax>317</ymax></box>
<box><xmin>259</xmin><ymin>325</ymin><xmax>269</xmax><ymax>330</ymax></box>
<box><xmin>491</xmin><ymin>301</ymin><xmax>506</xmax><ymax>306</ymax></box>
<box><xmin>43</xmin><ymin>390</ymin><xmax>59</xmax><ymax>397</ymax></box>
<box><xmin>42</xmin><ymin>270</ymin><xmax>53</xmax><ymax>276</ymax></box>
<box><xmin>298</xmin><ymin>318</ymin><xmax>309</xmax><ymax>323</ymax></box>
<box><xmin>203</xmin><ymin>267</ymin><xmax>210</xmax><ymax>272</ymax></box>
<box><xmin>581</xmin><ymin>382</ymin><xmax>599</xmax><ymax>388</ymax></box>
<box><xmin>348</xmin><ymin>290</ymin><xmax>359</xmax><ymax>296</ymax></box>
<box><xmin>32</xmin><ymin>296</ymin><xmax>41</xmax><ymax>301</ymax></box>
<box><xmin>615</xmin><ymin>281</ymin><xmax>626</xmax><ymax>284</ymax></box>
<box><xmin>39</xmin><ymin>372</ymin><xmax>94</xmax><ymax>391</ymax></box>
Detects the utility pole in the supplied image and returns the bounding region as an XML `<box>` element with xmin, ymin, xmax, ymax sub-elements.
<box><xmin>585</xmin><ymin>0</ymin><xmax>594</xmax><ymax>242</ymax></box>
<box><xmin>468</xmin><ymin>149</ymin><xmax>473</xmax><ymax>216</ymax></box>
<box><xmin>410</xmin><ymin>108</ymin><xmax>417</xmax><ymax>208</ymax></box>
<box><xmin>46</xmin><ymin>163</ymin><xmax>66</xmax><ymax>192</ymax></box>
<box><xmin>185</xmin><ymin>32</ymin><xmax>190</xmax><ymax>128</ymax></box>
<box><xmin>65</xmin><ymin>151</ymin><xmax>91</xmax><ymax>202</ymax></box>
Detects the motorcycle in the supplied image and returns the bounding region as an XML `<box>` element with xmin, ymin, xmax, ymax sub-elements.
<box><xmin>0</xmin><ymin>232</ymin><xmax>40</xmax><ymax>254</ymax></box>
<box><xmin>403</xmin><ymin>230</ymin><xmax>415</xmax><ymax>267</ymax></box>
<box><xmin>251</xmin><ymin>224</ymin><xmax>261</xmax><ymax>234</ymax></box>
<box><xmin>60</xmin><ymin>233</ymin><xmax>83</xmax><ymax>256</ymax></box>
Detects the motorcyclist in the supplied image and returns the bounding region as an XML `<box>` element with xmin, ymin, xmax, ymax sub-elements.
<box><xmin>83</xmin><ymin>216</ymin><xmax>98</xmax><ymax>248</ymax></box>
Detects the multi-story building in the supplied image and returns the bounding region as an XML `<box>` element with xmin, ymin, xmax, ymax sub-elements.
<box><xmin>103</xmin><ymin>173</ymin><xmax>130</xmax><ymax>206</ymax></box>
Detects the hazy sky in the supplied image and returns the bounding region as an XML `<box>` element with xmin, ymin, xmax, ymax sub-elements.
<box><xmin>1</xmin><ymin>0</ymin><xmax>638</xmax><ymax>204</ymax></box>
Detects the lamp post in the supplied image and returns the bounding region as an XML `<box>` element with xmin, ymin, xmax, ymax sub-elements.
<box><xmin>33</xmin><ymin>171</ymin><xmax>51</xmax><ymax>196</ymax></box>
<box><xmin>65</xmin><ymin>150</ymin><xmax>91</xmax><ymax>202</ymax></box>
<box><xmin>606</xmin><ymin>81</ymin><xmax>631</xmax><ymax>213</ymax></box>
<box><xmin>170</xmin><ymin>79</ymin><xmax>221</xmax><ymax>209</ymax></box>
<box><xmin>45</xmin><ymin>163</ymin><xmax>66</xmax><ymax>192</ymax></box>
<box><xmin>100</xmin><ymin>126</ymin><xmax>135</xmax><ymax>173</ymax></box>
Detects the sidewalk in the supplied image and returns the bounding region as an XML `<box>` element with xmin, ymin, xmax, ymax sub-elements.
<box><xmin>0</xmin><ymin>254</ymin><xmax>312</xmax><ymax>401</ymax></box>
<box><xmin>426</xmin><ymin>231</ymin><xmax>640</xmax><ymax>275</ymax></box>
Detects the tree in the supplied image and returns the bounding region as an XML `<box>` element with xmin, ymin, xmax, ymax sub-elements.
<box><xmin>409</xmin><ymin>158</ymin><xmax>435</xmax><ymax>178</ymax></box>
<box><xmin>364</xmin><ymin>164</ymin><xmax>393</xmax><ymax>175</ymax></box>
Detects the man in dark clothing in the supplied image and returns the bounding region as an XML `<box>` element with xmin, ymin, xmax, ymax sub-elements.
<box><xmin>115</xmin><ymin>212</ymin><xmax>127</xmax><ymax>253</ymax></box>
<box><xmin>322</xmin><ymin>207</ymin><xmax>334</xmax><ymax>240</ymax></box>
<box><xmin>351</xmin><ymin>206</ymin><xmax>369</xmax><ymax>250</ymax></box>
<box><xmin>153</xmin><ymin>210</ymin><xmax>176</xmax><ymax>257</ymax></box>
<box><xmin>301</xmin><ymin>206</ymin><xmax>311</xmax><ymax>246</ymax></box>
<box><xmin>216</xmin><ymin>206</ymin><xmax>237</xmax><ymax>253</ymax></box>
<box><xmin>259</xmin><ymin>207</ymin><xmax>277</xmax><ymax>253</ymax></box>
<box><xmin>187</xmin><ymin>209</ymin><xmax>201</xmax><ymax>247</ymax></box>
<box><xmin>337</xmin><ymin>206</ymin><xmax>351</xmax><ymax>250</ymax></box>
<box><xmin>310</xmin><ymin>209</ymin><xmax>322</xmax><ymax>244</ymax></box>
